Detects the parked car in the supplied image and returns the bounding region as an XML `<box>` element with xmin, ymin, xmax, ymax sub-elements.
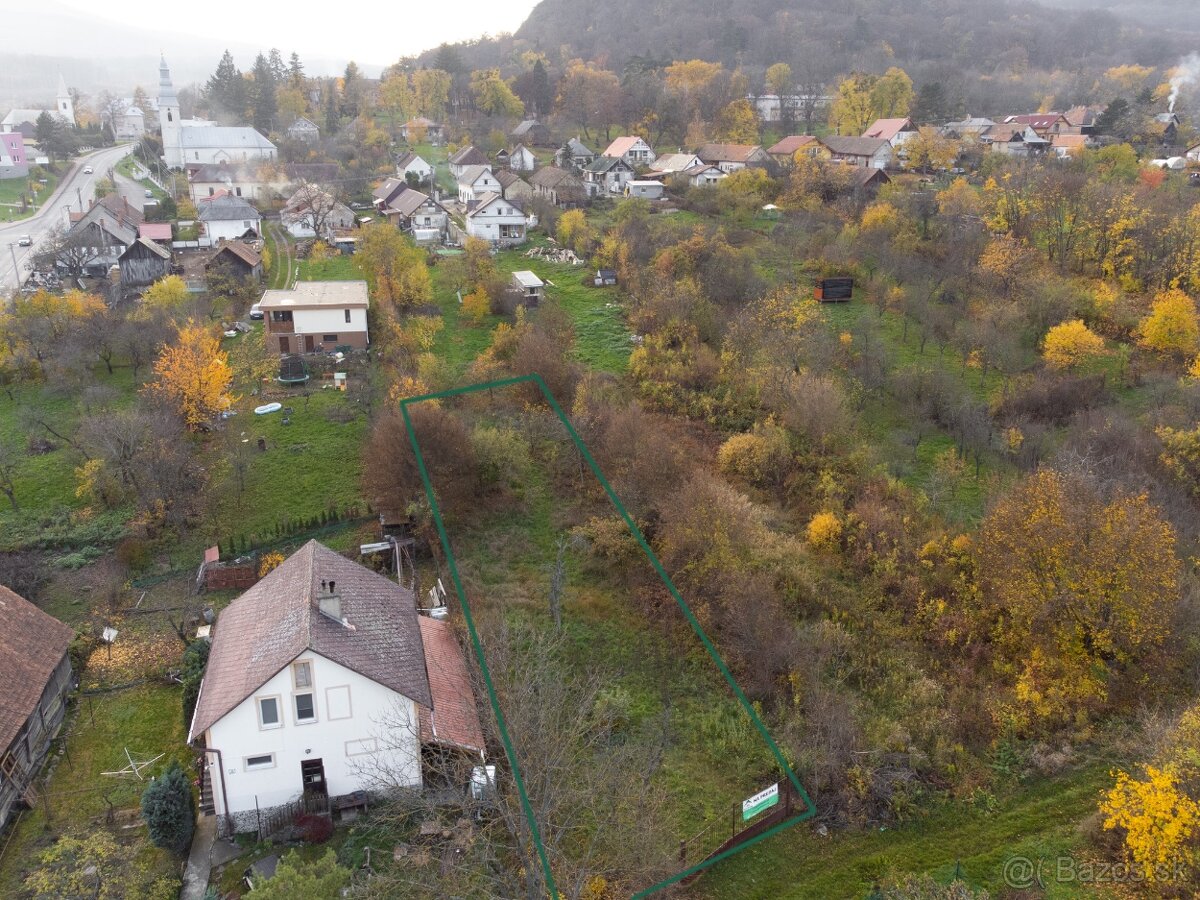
<box><xmin>17</xmin><ymin>235</ymin><xmax>32</xmax><ymax>246</ymax></box>
<box><xmin>249</xmin><ymin>303</ymin><xmax>263</xmax><ymax>320</ymax></box>
<box><xmin>144</xmin><ymin>188</ymin><xmax>154</xmax><ymax>198</ymax></box>
<box><xmin>82</xmin><ymin>165</ymin><xmax>93</xmax><ymax>174</ymax></box>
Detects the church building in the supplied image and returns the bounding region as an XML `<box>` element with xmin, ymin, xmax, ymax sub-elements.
<box><xmin>158</xmin><ymin>57</ymin><xmax>276</xmax><ymax>170</ymax></box>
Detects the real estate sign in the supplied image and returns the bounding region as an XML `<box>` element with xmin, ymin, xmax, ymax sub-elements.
<box><xmin>742</xmin><ymin>782</ymin><xmax>779</xmax><ymax>821</ymax></box>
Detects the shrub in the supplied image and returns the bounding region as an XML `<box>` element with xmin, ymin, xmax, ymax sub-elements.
<box><xmin>116</xmin><ymin>537</ymin><xmax>152</xmax><ymax>572</ymax></box>
<box><xmin>140</xmin><ymin>761</ymin><xmax>195</xmax><ymax>855</ymax></box>
<box><xmin>180</xmin><ymin>639</ymin><xmax>210</xmax><ymax>729</ymax></box>
<box><xmin>294</xmin><ymin>812</ymin><xmax>333</xmax><ymax>844</ymax></box>
<box><xmin>806</xmin><ymin>511</ymin><xmax>843</xmax><ymax>551</ymax></box>
<box><xmin>258</xmin><ymin>551</ymin><xmax>285</xmax><ymax>578</ymax></box>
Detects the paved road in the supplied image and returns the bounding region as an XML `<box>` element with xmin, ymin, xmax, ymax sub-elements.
<box><xmin>0</xmin><ymin>143</ymin><xmax>134</xmax><ymax>291</ymax></box>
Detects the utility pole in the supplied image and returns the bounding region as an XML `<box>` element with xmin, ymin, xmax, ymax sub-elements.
<box><xmin>76</xmin><ymin>186</ymin><xmax>83</xmax><ymax>212</ymax></box>
<box><xmin>8</xmin><ymin>243</ymin><xmax>20</xmax><ymax>290</ymax></box>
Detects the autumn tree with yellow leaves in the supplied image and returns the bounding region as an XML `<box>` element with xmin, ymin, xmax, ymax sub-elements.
<box><xmin>976</xmin><ymin>469</ymin><xmax>1179</xmax><ymax>730</ymax></box>
<box><xmin>1041</xmin><ymin>319</ymin><xmax>1106</xmax><ymax>369</ymax></box>
<box><xmin>1137</xmin><ymin>288</ymin><xmax>1199</xmax><ymax>358</ymax></box>
<box><xmin>148</xmin><ymin>321</ymin><xmax>236</xmax><ymax>429</ymax></box>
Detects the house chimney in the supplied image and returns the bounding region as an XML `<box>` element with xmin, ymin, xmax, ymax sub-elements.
<box><xmin>316</xmin><ymin>585</ymin><xmax>341</xmax><ymax>623</ymax></box>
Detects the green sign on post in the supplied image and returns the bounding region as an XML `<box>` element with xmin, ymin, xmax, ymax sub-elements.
<box><xmin>742</xmin><ymin>783</ymin><xmax>779</xmax><ymax>821</ymax></box>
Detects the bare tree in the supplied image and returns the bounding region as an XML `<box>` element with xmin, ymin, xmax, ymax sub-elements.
<box><xmin>31</xmin><ymin>225</ymin><xmax>105</xmax><ymax>279</ymax></box>
<box><xmin>0</xmin><ymin>440</ymin><xmax>19</xmax><ymax>510</ymax></box>
<box><xmin>357</xmin><ymin>616</ymin><xmax>676</xmax><ymax>899</ymax></box>
<box><xmin>282</xmin><ymin>181</ymin><xmax>344</xmax><ymax>240</ymax></box>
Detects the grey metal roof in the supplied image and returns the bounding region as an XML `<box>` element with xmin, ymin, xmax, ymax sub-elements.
<box><xmin>198</xmin><ymin>194</ymin><xmax>261</xmax><ymax>221</ymax></box>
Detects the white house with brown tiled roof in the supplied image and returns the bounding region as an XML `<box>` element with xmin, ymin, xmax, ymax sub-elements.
<box><xmin>602</xmin><ymin>135</ymin><xmax>656</xmax><ymax>167</ymax></box>
<box><xmin>188</xmin><ymin>541</ymin><xmax>482</xmax><ymax>835</ymax></box>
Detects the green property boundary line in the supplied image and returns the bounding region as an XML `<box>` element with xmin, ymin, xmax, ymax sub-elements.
<box><xmin>400</xmin><ymin>373</ymin><xmax>816</xmax><ymax>898</ymax></box>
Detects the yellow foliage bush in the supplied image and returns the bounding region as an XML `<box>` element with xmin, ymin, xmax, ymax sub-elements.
<box><xmin>1101</xmin><ymin>764</ymin><xmax>1199</xmax><ymax>881</ymax></box>
<box><xmin>806</xmin><ymin>510</ymin><xmax>843</xmax><ymax>551</ymax></box>
<box><xmin>716</xmin><ymin>423</ymin><xmax>791</xmax><ymax>487</ymax></box>
<box><xmin>461</xmin><ymin>290</ymin><xmax>491</xmax><ymax>323</ymax></box>
<box><xmin>258</xmin><ymin>551</ymin><xmax>286</xmax><ymax>578</ymax></box>
<box><xmin>1137</xmin><ymin>288</ymin><xmax>1199</xmax><ymax>357</ymax></box>
<box><xmin>1041</xmin><ymin>319</ymin><xmax>1106</xmax><ymax>370</ymax></box>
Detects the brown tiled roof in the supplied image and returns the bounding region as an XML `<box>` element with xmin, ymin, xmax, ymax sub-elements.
<box><xmin>603</xmin><ymin>136</ymin><xmax>648</xmax><ymax>158</ymax></box>
<box><xmin>0</xmin><ymin>586</ymin><xmax>73</xmax><ymax>751</ymax></box>
<box><xmin>189</xmin><ymin>541</ymin><xmax>432</xmax><ymax>741</ymax></box>
<box><xmin>862</xmin><ymin>118</ymin><xmax>915</xmax><ymax>141</ymax></box>
<box><xmin>696</xmin><ymin>143</ymin><xmax>765</xmax><ymax>163</ymax></box>
<box><xmin>449</xmin><ymin>145</ymin><xmax>488</xmax><ymax>167</ymax></box>
<box><xmin>208</xmin><ymin>241</ymin><xmax>261</xmax><ymax>268</ymax></box>
<box><xmin>417</xmin><ymin>618</ymin><xmax>484</xmax><ymax>753</ymax></box>
<box><xmin>767</xmin><ymin>135</ymin><xmax>818</xmax><ymax>155</ymax></box>
<box><xmin>820</xmin><ymin>136</ymin><xmax>890</xmax><ymax>158</ymax></box>
<box><xmin>528</xmin><ymin>167</ymin><xmax>582</xmax><ymax>189</ymax></box>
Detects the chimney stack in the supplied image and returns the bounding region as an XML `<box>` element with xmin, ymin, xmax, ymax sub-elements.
<box><xmin>316</xmin><ymin>579</ymin><xmax>342</xmax><ymax>623</ymax></box>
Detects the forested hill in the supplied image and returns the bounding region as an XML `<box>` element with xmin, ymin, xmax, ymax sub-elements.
<box><xmin>425</xmin><ymin>0</ymin><xmax>1192</xmax><ymax>111</ymax></box>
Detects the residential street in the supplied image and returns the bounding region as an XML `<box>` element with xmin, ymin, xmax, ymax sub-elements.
<box><xmin>0</xmin><ymin>143</ymin><xmax>134</xmax><ymax>291</ymax></box>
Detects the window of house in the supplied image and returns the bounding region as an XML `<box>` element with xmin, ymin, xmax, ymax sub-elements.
<box><xmin>243</xmin><ymin>220</ymin><xmax>250</xmax><ymax>229</ymax></box>
<box><xmin>294</xmin><ymin>693</ymin><xmax>316</xmax><ymax>723</ymax></box>
<box><xmin>271</xmin><ymin>310</ymin><xmax>293</xmax><ymax>323</ymax></box>
<box><xmin>292</xmin><ymin>660</ymin><xmax>312</xmax><ymax>689</ymax></box>
<box><xmin>245</xmin><ymin>753</ymin><xmax>275</xmax><ymax>770</ymax></box>
<box><xmin>323</xmin><ymin>334</ymin><xmax>337</xmax><ymax>343</ymax></box>
<box><xmin>194</xmin><ymin>152</ymin><xmax>199</xmax><ymax>160</ymax></box>
<box><xmin>344</xmin><ymin>309</ymin><xmax>351</xmax><ymax>323</ymax></box>
<box><xmin>257</xmin><ymin>696</ymin><xmax>281</xmax><ymax>729</ymax></box>
<box><xmin>235</xmin><ymin>187</ymin><xmax>242</xmax><ymax>197</ymax></box>
<box><xmin>208</xmin><ymin>187</ymin><xmax>214</xmax><ymax>196</ymax></box>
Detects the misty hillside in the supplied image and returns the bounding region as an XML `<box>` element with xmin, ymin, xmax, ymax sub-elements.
<box><xmin>427</xmin><ymin>0</ymin><xmax>1192</xmax><ymax>111</ymax></box>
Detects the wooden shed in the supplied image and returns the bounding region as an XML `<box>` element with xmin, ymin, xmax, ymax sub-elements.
<box><xmin>118</xmin><ymin>237</ymin><xmax>172</xmax><ymax>288</ymax></box>
<box><xmin>814</xmin><ymin>277</ymin><xmax>854</xmax><ymax>302</ymax></box>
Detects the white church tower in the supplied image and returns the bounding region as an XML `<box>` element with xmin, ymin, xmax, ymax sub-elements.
<box><xmin>158</xmin><ymin>55</ymin><xmax>182</xmax><ymax>168</ymax></box>
<box><xmin>56</xmin><ymin>74</ymin><xmax>75</xmax><ymax>127</ymax></box>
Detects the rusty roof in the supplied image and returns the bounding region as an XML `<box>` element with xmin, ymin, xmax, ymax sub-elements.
<box><xmin>417</xmin><ymin>617</ymin><xmax>485</xmax><ymax>753</ymax></box>
<box><xmin>189</xmin><ymin>541</ymin><xmax>431</xmax><ymax>741</ymax></box>
<box><xmin>0</xmin><ymin>586</ymin><xmax>73</xmax><ymax>751</ymax></box>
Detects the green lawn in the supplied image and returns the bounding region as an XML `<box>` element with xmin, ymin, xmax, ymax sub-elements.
<box><xmin>0</xmin><ymin>684</ymin><xmax>188</xmax><ymax>897</ymax></box>
<box><xmin>494</xmin><ymin>248</ymin><xmax>632</xmax><ymax>374</ymax></box>
<box><xmin>264</xmin><ymin>224</ymin><xmax>293</xmax><ymax>289</ymax></box>
<box><xmin>0</xmin><ymin>172</ymin><xmax>59</xmax><ymax>222</ymax></box>
<box><xmin>698</xmin><ymin>763</ymin><xmax>1117</xmax><ymax>899</ymax></box>
<box><xmin>295</xmin><ymin>252</ymin><xmax>361</xmax><ymax>282</ymax></box>
<box><xmin>0</xmin><ymin>367</ymin><xmax>140</xmax><ymax>552</ymax></box>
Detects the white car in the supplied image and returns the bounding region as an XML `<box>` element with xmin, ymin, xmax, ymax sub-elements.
<box><xmin>83</xmin><ymin>166</ymin><xmax>93</xmax><ymax>174</ymax></box>
<box><xmin>17</xmin><ymin>235</ymin><xmax>32</xmax><ymax>247</ymax></box>
<box><xmin>249</xmin><ymin>303</ymin><xmax>263</xmax><ymax>320</ymax></box>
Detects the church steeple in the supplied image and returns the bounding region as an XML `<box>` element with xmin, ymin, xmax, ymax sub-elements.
<box><xmin>158</xmin><ymin>56</ymin><xmax>182</xmax><ymax>169</ymax></box>
<box><xmin>56</xmin><ymin>73</ymin><xmax>75</xmax><ymax>126</ymax></box>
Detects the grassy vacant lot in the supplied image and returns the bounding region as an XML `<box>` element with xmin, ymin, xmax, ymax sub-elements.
<box><xmin>426</xmin><ymin>244</ymin><xmax>630</xmax><ymax>382</ymax></box>
<box><xmin>295</xmin><ymin>251</ymin><xmax>362</xmax><ymax>282</ymax></box>
<box><xmin>699</xmin><ymin>763</ymin><xmax>1117</xmax><ymax>899</ymax></box>
<box><xmin>0</xmin><ymin>173</ymin><xmax>59</xmax><ymax>222</ymax></box>
<box><xmin>0</xmin><ymin>683</ymin><xmax>189</xmax><ymax>897</ymax></box>
<box><xmin>0</xmin><ymin>367</ymin><xmax>139</xmax><ymax>554</ymax></box>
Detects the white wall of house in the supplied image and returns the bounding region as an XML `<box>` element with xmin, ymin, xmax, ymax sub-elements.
<box><xmin>465</xmin><ymin>201</ymin><xmax>527</xmax><ymax>244</ymax></box>
<box><xmin>190</xmin><ymin>179</ymin><xmax>266</xmax><ymax>205</ymax></box>
<box><xmin>457</xmin><ymin>171</ymin><xmax>499</xmax><ymax>203</ymax></box>
<box><xmin>399</xmin><ymin>158</ymin><xmax>433</xmax><ymax>180</ymax></box>
<box><xmin>203</xmin><ymin>649</ymin><xmax>421</xmax><ymax>821</ymax></box>
<box><xmin>290</xmin><ymin>306</ymin><xmax>370</xmax><ymax>338</ymax></box>
<box><xmin>203</xmin><ymin>217</ymin><xmax>261</xmax><ymax>244</ymax></box>
<box><xmin>510</xmin><ymin>147</ymin><xmax>536</xmax><ymax>172</ymax></box>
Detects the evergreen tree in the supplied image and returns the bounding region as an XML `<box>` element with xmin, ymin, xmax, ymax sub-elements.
<box><xmin>341</xmin><ymin>61</ymin><xmax>363</xmax><ymax>119</ymax></box>
<box><xmin>180</xmin><ymin>639</ymin><xmax>210</xmax><ymax>730</ymax></box>
<box><xmin>268</xmin><ymin>48</ymin><xmax>287</xmax><ymax>84</ymax></box>
<box><xmin>324</xmin><ymin>86</ymin><xmax>339</xmax><ymax>134</ymax></box>
<box><xmin>140</xmin><ymin>762</ymin><xmax>195</xmax><ymax>855</ymax></box>
<box><xmin>288</xmin><ymin>52</ymin><xmax>306</xmax><ymax>89</ymax></box>
<box><xmin>250</xmin><ymin>52</ymin><xmax>278</xmax><ymax>132</ymax></box>
<box><xmin>206</xmin><ymin>50</ymin><xmax>246</xmax><ymax>121</ymax></box>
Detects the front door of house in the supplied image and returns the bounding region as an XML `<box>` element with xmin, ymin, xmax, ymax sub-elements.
<box><xmin>300</xmin><ymin>758</ymin><xmax>327</xmax><ymax>798</ymax></box>
<box><xmin>304</xmin><ymin>334</ymin><xmax>315</xmax><ymax>353</ymax></box>
<box><xmin>278</xmin><ymin>336</ymin><xmax>289</xmax><ymax>353</ymax></box>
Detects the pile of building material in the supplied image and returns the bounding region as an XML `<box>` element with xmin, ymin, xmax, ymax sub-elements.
<box><xmin>523</xmin><ymin>246</ymin><xmax>582</xmax><ymax>265</ymax></box>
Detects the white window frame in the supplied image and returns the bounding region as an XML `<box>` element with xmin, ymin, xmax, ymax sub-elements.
<box><xmin>256</xmin><ymin>695</ymin><xmax>282</xmax><ymax>730</ymax></box>
<box><xmin>293</xmin><ymin>691</ymin><xmax>317</xmax><ymax>725</ymax></box>
<box><xmin>244</xmin><ymin>753</ymin><xmax>276</xmax><ymax>771</ymax></box>
<box><xmin>292</xmin><ymin>660</ymin><xmax>313</xmax><ymax>690</ymax></box>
